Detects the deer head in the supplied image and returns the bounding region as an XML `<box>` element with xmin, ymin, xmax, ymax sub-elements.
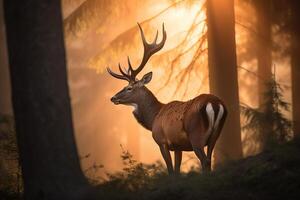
<box><xmin>107</xmin><ymin>23</ymin><xmax>167</xmax><ymax>106</ymax></box>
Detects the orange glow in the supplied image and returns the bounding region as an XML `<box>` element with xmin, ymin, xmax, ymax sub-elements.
<box><xmin>63</xmin><ymin>0</ymin><xmax>291</xmax><ymax>178</ymax></box>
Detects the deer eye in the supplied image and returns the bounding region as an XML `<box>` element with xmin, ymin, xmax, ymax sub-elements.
<box><xmin>127</xmin><ymin>87</ymin><xmax>133</xmax><ymax>91</ymax></box>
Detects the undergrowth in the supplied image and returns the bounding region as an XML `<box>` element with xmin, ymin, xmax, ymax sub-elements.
<box><xmin>95</xmin><ymin>139</ymin><xmax>300</xmax><ymax>200</ymax></box>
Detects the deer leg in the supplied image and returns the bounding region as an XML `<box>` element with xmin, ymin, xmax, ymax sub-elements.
<box><xmin>174</xmin><ymin>150</ymin><xmax>182</xmax><ymax>175</ymax></box>
<box><xmin>159</xmin><ymin>144</ymin><xmax>174</xmax><ymax>175</ymax></box>
<box><xmin>206</xmin><ymin>129</ymin><xmax>221</xmax><ymax>171</ymax></box>
<box><xmin>192</xmin><ymin>146</ymin><xmax>211</xmax><ymax>172</ymax></box>
<box><xmin>189</xmin><ymin>130</ymin><xmax>211</xmax><ymax>172</ymax></box>
<box><xmin>205</xmin><ymin>131</ymin><xmax>219</xmax><ymax>171</ymax></box>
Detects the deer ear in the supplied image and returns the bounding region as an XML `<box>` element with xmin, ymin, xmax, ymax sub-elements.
<box><xmin>141</xmin><ymin>72</ymin><xmax>153</xmax><ymax>85</ymax></box>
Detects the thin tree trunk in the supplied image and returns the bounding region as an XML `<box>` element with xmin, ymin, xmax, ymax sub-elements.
<box><xmin>291</xmin><ymin>0</ymin><xmax>300</xmax><ymax>137</ymax></box>
<box><xmin>255</xmin><ymin>0</ymin><xmax>273</xmax><ymax>146</ymax></box>
<box><xmin>206</xmin><ymin>0</ymin><xmax>243</xmax><ymax>163</ymax></box>
<box><xmin>4</xmin><ymin>1</ymin><xmax>94</xmax><ymax>199</ymax></box>
<box><xmin>0</xmin><ymin>0</ymin><xmax>12</xmax><ymax>115</ymax></box>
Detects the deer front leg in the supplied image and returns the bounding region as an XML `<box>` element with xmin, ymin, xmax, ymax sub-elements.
<box><xmin>159</xmin><ymin>144</ymin><xmax>174</xmax><ymax>175</ymax></box>
<box><xmin>174</xmin><ymin>150</ymin><xmax>182</xmax><ymax>175</ymax></box>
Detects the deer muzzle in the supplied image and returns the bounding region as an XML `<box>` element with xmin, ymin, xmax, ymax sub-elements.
<box><xmin>111</xmin><ymin>96</ymin><xmax>120</xmax><ymax>105</ymax></box>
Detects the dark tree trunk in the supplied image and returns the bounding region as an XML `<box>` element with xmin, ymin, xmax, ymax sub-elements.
<box><xmin>0</xmin><ymin>0</ymin><xmax>12</xmax><ymax>115</ymax></box>
<box><xmin>4</xmin><ymin>1</ymin><xmax>94</xmax><ymax>199</ymax></box>
<box><xmin>291</xmin><ymin>0</ymin><xmax>300</xmax><ymax>137</ymax></box>
<box><xmin>255</xmin><ymin>0</ymin><xmax>273</xmax><ymax>146</ymax></box>
<box><xmin>206</xmin><ymin>0</ymin><xmax>243</xmax><ymax>163</ymax></box>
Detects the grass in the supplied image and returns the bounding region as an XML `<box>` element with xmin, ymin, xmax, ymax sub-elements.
<box><xmin>94</xmin><ymin>139</ymin><xmax>300</xmax><ymax>200</ymax></box>
<box><xmin>1</xmin><ymin>139</ymin><xmax>300</xmax><ymax>200</ymax></box>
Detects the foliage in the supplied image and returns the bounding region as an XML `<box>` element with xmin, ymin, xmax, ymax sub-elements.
<box><xmin>241</xmin><ymin>69</ymin><xmax>292</xmax><ymax>144</ymax></box>
<box><xmin>103</xmin><ymin>145</ymin><xmax>166</xmax><ymax>191</ymax></box>
<box><xmin>0</xmin><ymin>114</ymin><xmax>18</xmax><ymax>160</ymax></box>
<box><xmin>80</xmin><ymin>153</ymin><xmax>105</xmax><ymax>185</ymax></box>
<box><xmin>0</xmin><ymin>114</ymin><xmax>22</xmax><ymax>199</ymax></box>
<box><xmin>81</xmin><ymin>146</ymin><xmax>166</xmax><ymax>190</ymax></box>
<box><xmin>94</xmin><ymin>139</ymin><xmax>300</xmax><ymax>200</ymax></box>
<box><xmin>1</xmin><ymin>114</ymin><xmax>299</xmax><ymax>199</ymax></box>
<box><xmin>63</xmin><ymin>0</ymin><xmax>131</xmax><ymax>38</ymax></box>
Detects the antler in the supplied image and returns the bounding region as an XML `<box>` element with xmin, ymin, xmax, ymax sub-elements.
<box><xmin>107</xmin><ymin>23</ymin><xmax>167</xmax><ymax>82</ymax></box>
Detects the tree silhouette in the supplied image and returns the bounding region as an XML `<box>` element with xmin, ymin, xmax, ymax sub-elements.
<box><xmin>4</xmin><ymin>0</ymin><xmax>94</xmax><ymax>199</ymax></box>
<box><xmin>242</xmin><ymin>67</ymin><xmax>292</xmax><ymax>144</ymax></box>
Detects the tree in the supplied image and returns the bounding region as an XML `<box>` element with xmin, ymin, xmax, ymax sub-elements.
<box><xmin>242</xmin><ymin>68</ymin><xmax>292</xmax><ymax>143</ymax></box>
<box><xmin>290</xmin><ymin>0</ymin><xmax>300</xmax><ymax>137</ymax></box>
<box><xmin>206</xmin><ymin>0</ymin><xmax>243</xmax><ymax>162</ymax></box>
<box><xmin>254</xmin><ymin>0</ymin><xmax>273</xmax><ymax>145</ymax></box>
<box><xmin>263</xmin><ymin>0</ymin><xmax>300</xmax><ymax>138</ymax></box>
<box><xmin>4</xmin><ymin>0</ymin><xmax>95</xmax><ymax>199</ymax></box>
<box><xmin>0</xmin><ymin>0</ymin><xmax>12</xmax><ymax>115</ymax></box>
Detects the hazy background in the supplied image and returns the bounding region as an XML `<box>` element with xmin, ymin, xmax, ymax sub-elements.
<box><xmin>0</xmin><ymin>0</ymin><xmax>292</xmax><ymax>178</ymax></box>
<box><xmin>61</xmin><ymin>0</ymin><xmax>292</xmax><ymax>176</ymax></box>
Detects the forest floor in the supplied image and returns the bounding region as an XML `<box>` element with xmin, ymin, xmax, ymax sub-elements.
<box><xmin>95</xmin><ymin>139</ymin><xmax>300</xmax><ymax>200</ymax></box>
<box><xmin>1</xmin><ymin>139</ymin><xmax>300</xmax><ymax>200</ymax></box>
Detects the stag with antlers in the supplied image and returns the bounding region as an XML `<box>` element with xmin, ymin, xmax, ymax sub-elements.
<box><xmin>107</xmin><ymin>23</ymin><xmax>227</xmax><ymax>174</ymax></box>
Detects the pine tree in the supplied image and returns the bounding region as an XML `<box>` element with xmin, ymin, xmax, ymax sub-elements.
<box><xmin>241</xmin><ymin>66</ymin><xmax>292</xmax><ymax>145</ymax></box>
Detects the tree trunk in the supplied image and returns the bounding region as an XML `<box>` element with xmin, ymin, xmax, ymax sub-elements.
<box><xmin>206</xmin><ymin>0</ymin><xmax>243</xmax><ymax>163</ymax></box>
<box><xmin>4</xmin><ymin>1</ymin><xmax>94</xmax><ymax>199</ymax></box>
<box><xmin>255</xmin><ymin>0</ymin><xmax>273</xmax><ymax>146</ymax></box>
<box><xmin>291</xmin><ymin>0</ymin><xmax>300</xmax><ymax>137</ymax></box>
<box><xmin>0</xmin><ymin>0</ymin><xmax>12</xmax><ymax>115</ymax></box>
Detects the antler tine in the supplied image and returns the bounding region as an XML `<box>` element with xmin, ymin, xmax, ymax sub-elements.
<box><xmin>160</xmin><ymin>23</ymin><xmax>167</xmax><ymax>48</ymax></box>
<box><xmin>108</xmin><ymin>23</ymin><xmax>167</xmax><ymax>82</ymax></box>
<box><xmin>130</xmin><ymin>22</ymin><xmax>167</xmax><ymax>79</ymax></box>
<box><xmin>127</xmin><ymin>56</ymin><xmax>133</xmax><ymax>73</ymax></box>
<box><xmin>107</xmin><ymin>67</ymin><xmax>131</xmax><ymax>82</ymax></box>
<box><xmin>162</xmin><ymin>23</ymin><xmax>167</xmax><ymax>43</ymax></box>
<box><xmin>118</xmin><ymin>63</ymin><xmax>129</xmax><ymax>77</ymax></box>
<box><xmin>138</xmin><ymin>23</ymin><xmax>148</xmax><ymax>47</ymax></box>
<box><xmin>153</xmin><ymin>30</ymin><xmax>158</xmax><ymax>44</ymax></box>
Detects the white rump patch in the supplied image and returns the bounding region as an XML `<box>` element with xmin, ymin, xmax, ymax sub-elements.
<box><xmin>206</xmin><ymin>103</ymin><xmax>215</xmax><ymax>135</ymax></box>
<box><xmin>204</xmin><ymin>103</ymin><xmax>224</xmax><ymax>145</ymax></box>
<box><xmin>214</xmin><ymin>104</ymin><xmax>224</xmax><ymax>131</ymax></box>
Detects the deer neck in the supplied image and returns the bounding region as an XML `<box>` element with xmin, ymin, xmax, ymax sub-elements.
<box><xmin>132</xmin><ymin>87</ymin><xmax>163</xmax><ymax>131</ymax></box>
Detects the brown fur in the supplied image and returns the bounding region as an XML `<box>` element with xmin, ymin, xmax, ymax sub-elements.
<box><xmin>153</xmin><ymin>94</ymin><xmax>227</xmax><ymax>151</ymax></box>
<box><xmin>111</xmin><ymin>84</ymin><xmax>227</xmax><ymax>174</ymax></box>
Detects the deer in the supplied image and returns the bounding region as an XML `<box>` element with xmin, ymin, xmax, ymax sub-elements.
<box><xmin>107</xmin><ymin>23</ymin><xmax>227</xmax><ymax>174</ymax></box>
